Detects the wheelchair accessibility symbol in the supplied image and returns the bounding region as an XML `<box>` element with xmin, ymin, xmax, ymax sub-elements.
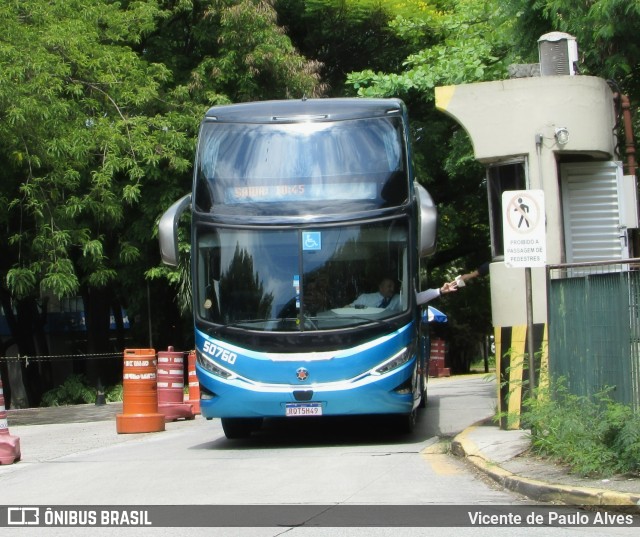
<box><xmin>302</xmin><ymin>231</ymin><xmax>322</xmax><ymax>251</ymax></box>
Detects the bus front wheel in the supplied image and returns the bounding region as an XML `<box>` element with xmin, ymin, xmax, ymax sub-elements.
<box><xmin>396</xmin><ymin>409</ymin><xmax>417</xmax><ymax>434</ymax></box>
<box><xmin>221</xmin><ymin>418</ymin><xmax>263</xmax><ymax>439</ymax></box>
<box><xmin>418</xmin><ymin>372</ymin><xmax>427</xmax><ymax>408</ymax></box>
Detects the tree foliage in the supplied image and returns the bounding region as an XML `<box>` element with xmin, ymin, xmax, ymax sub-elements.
<box><xmin>2</xmin><ymin>0</ymin><xmax>640</xmax><ymax>388</ymax></box>
<box><xmin>0</xmin><ymin>0</ymin><xmax>321</xmax><ymax>304</ymax></box>
<box><xmin>275</xmin><ymin>0</ymin><xmax>410</xmax><ymax>94</ymax></box>
<box><xmin>503</xmin><ymin>0</ymin><xmax>640</xmax><ymax>137</ymax></box>
<box><xmin>1</xmin><ymin>0</ymin><xmax>175</xmax><ymax>300</ymax></box>
<box><xmin>347</xmin><ymin>0</ymin><xmax>512</xmax><ymax>99</ymax></box>
<box><xmin>504</xmin><ymin>1</ymin><xmax>640</xmax><ymax>90</ymax></box>
<box><xmin>0</xmin><ymin>0</ymin><xmax>322</xmax><ymax>404</ymax></box>
<box><xmin>346</xmin><ymin>0</ymin><xmax>509</xmax><ymax>264</ymax></box>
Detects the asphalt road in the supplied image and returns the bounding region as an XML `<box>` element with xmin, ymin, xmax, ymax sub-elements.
<box><xmin>1</xmin><ymin>375</ymin><xmax>638</xmax><ymax>536</ymax></box>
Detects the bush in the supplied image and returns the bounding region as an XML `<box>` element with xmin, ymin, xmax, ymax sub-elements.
<box><xmin>521</xmin><ymin>378</ymin><xmax>640</xmax><ymax>478</ymax></box>
<box><xmin>41</xmin><ymin>375</ymin><xmax>124</xmax><ymax>406</ymax></box>
<box><xmin>105</xmin><ymin>383</ymin><xmax>123</xmax><ymax>402</ymax></box>
<box><xmin>469</xmin><ymin>354</ymin><xmax>495</xmax><ymax>372</ymax></box>
<box><xmin>41</xmin><ymin>374</ymin><xmax>96</xmax><ymax>407</ymax></box>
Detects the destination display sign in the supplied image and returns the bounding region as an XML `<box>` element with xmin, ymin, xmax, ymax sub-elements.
<box><xmin>225</xmin><ymin>182</ymin><xmax>377</xmax><ymax>203</ymax></box>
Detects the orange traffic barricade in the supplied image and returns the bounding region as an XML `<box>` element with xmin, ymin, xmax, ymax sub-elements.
<box><xmin>157</xmin><ymin>347</ymin><xmax>194</xmax><ymax>421</ymax></box>
<box><xmin>184</xmin><ymin>350</ymin><xmax>201</xmax><ymax>415</ymax></box>
<box><xmin>116</xmin><ymin>349</ymin><xmax>165</xmax><ymax>434</ymax></box>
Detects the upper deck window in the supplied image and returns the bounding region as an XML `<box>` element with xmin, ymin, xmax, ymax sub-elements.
<box><xmin>194</xmin><ymin>116</ymin><xmax>408</xmax><ymax>215</ymax></box>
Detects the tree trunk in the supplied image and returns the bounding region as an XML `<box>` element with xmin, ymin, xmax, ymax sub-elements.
<box><xmin>82</xmin><ymin>286</ymin><xmax>119</xmax><ymax>387</ymax></box>
<box><xmin>0</xmin><ymin>288</ymin><xmax>51</xmax><ymax>407</ymax></box>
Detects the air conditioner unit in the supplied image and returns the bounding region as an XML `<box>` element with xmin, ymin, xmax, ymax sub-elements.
<box><xmin>538</xmin><ymin>32</ymin><xmax>578</xmax><ymax>76</ymax></box>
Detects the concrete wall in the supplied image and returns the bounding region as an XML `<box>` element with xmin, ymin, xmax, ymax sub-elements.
<box><xmin>435</xmin><ymin>75</ymin><xmax>617</xmax><ymax>326</ymax></box>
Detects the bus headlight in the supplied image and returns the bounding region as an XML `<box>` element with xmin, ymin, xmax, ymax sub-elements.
<box><xmin>372</xmin><ymin>345</ymin><xmax>414</xmax><ymax>376</ymax></box>
<box><xmin>196</xmin><ymin>350</ymin><xmax>235</xmax><ymax>379</ymax></box>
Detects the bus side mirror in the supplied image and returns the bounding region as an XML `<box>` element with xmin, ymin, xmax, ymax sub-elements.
<box><xmin>415</xmin><ymin>183</ymin><xmax>437</xmax><ymax>257</ymax></box>
<box><xmin>158</xmin><ymin>194</ymin><xmax>192</xmax><ymax>267</ymax></box>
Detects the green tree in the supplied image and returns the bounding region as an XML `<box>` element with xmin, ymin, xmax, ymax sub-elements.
<box><xmin>140</xmin><ymin>0</ymin><xmax>324</xmax><ymax>102</ymax></box>
<box><xmin>275</xmin><ymin>0</ymin><xmax>411</xmax><ymax>94</ymax></box>
<box><xmin>347</xmin><ymin>0</ymin><xmax>511</xmax><ymax>98</ymax></box>
<box><xmin>0</xmin><ymin>0</ymin><xmax>322</xmax><ymax>405</ymax></box>
<box><xmin>142</xmin><ymin>0</ymin><xmax>324</xmax><ymax>318</ymax></box>
<box><xmin>345</xmin><ymin>0</ymin><xmax>509</xmax><ymax>266</ymax></box>
<box><xmin>344</xmin><ymin>0</ymin><xmax>513</xmax><ymax>371</ymax></box>
<box><xmin>0</xmin><ymin>0</ymin><xmax>179</xmax><ymax>400</ymax></box>
<box><xmin>504</xmin><ymin>1</ymin><xmax>640</xmax><ymax>95</ymax></box>
<box><xmin>502</xmin><ymin>0</ymin><xmax>640</xmax><ymax>140</ymax></box>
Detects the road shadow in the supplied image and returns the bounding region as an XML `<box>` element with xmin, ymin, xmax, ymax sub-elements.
<box><xmin>191</xmin><ymin>397</ymin><xmax>443</xmax><ymax>451</ymax></box>
<box><xmin>191</xmin><ymin>375</ymin><xmax>497</xmax><ymax>451</ymax></box>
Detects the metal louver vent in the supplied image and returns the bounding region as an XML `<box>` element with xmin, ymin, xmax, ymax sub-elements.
<box><xmin>538</xmin><ymin>32</ymin><xmax>578</xmax><ymax>76</ymax></box>
<box><xmin>561</xmin><ymin>162</ymin><xmax>626</xmax><ymax>264</ymax></box>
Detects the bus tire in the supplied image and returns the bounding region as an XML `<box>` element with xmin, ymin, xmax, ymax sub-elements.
<box><xmin>221</xmin><ymin>418</ymin><xmax>263</xmax><ymax>439</ymax></box>
<box><xmin>418</xmin><ymin>374</ymin><xmax>427</xmax><ymax>408</ymax></box>
<box><xmin>396</xmin><ymin>409</ymin><xmax>417</xmax><ymax>434</ymax></box>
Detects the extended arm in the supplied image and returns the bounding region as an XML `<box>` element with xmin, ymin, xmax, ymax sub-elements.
<box><xmin>416</xmin><ymin>282</ymin><xmax>457</xmax><ymax>306</ymax></box>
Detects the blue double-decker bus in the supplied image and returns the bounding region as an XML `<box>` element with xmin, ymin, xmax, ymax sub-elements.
<box><xmin>159</xmin><ymin>98</ymin><xmax>437</xmax><ymax>438</ymax></box>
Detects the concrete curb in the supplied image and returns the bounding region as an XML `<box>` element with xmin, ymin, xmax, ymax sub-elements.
<box><xmin>451</xmin><ymin>421</ymin><xmax>640</xmax><ymax>512</ymax></box>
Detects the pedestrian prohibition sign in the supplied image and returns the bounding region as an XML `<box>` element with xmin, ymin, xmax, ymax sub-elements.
<box><xmin>501</xmin><ymin>190</ymin><xmax>546</xmax><ymax>268</ymax></box>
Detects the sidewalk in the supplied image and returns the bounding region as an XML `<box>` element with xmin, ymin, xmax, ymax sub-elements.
<box><xmin>6</xmin><ymin>401</ymin><xmax>123</xmax><ymax>426</ymax></box>
<box><xmin>452</xmin><ymin>419</ymin><xmax>640</xmax><ymax>512</ymax></box>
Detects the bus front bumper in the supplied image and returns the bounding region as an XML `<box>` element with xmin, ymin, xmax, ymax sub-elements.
<box><xmin>197</xmin><ymin>360</ymin><xmax>418</xmax><ymax>419</ymax></box>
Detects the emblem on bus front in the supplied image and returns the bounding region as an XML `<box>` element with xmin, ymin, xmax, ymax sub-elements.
<box><xmin>296</xmin><ymin>368</ymin><xmax>309</xmax><ymax>381</ymax></box>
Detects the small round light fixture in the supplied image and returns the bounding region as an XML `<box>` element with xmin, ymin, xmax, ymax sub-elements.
<box><xmin>555</xmin><ymin>127</ymin><xmax>569</xmax><ymax>146</ymax></box>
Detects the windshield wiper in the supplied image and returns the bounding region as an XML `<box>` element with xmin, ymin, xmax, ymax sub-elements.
<box><xmin>211</xmin><ymin>318</ymin><xmax>271</xmax><ymax>336</ymax></box>
<box><xmin>211</xmin><ymin>314</ymin><xmax>395</xmax><ymax>335</ymax></box>
<box><xmin>333</xmin><ymin>315</ymin><xmax>394</xmax><ymax>328</ymax></box>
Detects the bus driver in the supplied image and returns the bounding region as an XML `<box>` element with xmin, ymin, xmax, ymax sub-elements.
<box><xmin>351</xmin><ymin>277</ymin><xmax>457</xmax><ymax>311</ymax></box>
<box><xmin>350</xmin><ymin>278</ymin><xmax>401</xmax><ymax>310</ymax></box>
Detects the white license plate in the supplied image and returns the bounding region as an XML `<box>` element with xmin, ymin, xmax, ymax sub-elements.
<box><xmin>285</xmin><ymin>403</ymin><xmax>323</xmax><ymax>417</ymax></box>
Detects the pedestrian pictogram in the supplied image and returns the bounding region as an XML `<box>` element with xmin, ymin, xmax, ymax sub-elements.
<box><xmin>502</xmin><ymin>190</ymin><xmax>546</xmax><ymax>267</ymax></box>
<box><xmin>515</xmin><ymin>197</ymin><xmax>530</xmax><ymax>228</ymax></box>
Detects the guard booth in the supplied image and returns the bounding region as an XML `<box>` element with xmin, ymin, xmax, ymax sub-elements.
<box><xmin>435</xmin><ymin>33</ymin><xmax>639</xmax><ymax>427</ymax></box>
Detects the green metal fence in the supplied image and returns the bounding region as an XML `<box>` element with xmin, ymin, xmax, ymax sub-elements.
<box><xmin>547</xmin><ymin>259</ymin><xmax>640</xmax><ymax>410</ymax></box>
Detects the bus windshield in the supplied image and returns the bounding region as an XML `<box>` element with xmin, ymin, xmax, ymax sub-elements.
<box><xmin>194</xmin><ymin>116</ymin><xmax>408</xmax><ymax>215</ymax></box>
<box><xmin>196</xmin><ymin>220</ymin><xmax>410</xmax><ymax>332</ymax></box>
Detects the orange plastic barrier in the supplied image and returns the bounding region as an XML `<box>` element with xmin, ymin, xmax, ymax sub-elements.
<box><xmin>116</xmin><ymin>349</ymin><xmax>165</xmax><ymax>434</ymax></box>
<box><xmin>184</xmin><ymin>350</ymin><xmax>201</xmax><ymax>415</ymax></box>
<box><xmin>0</xmin><ymin>379</ymin><xmax>21</xmax><ymax>464</ymax></box>
<box><xmin>157</xmin><ymin>347</ymin><xmax>194</xmax><ymax>421</ymax></box>
<box><xmin>428</xmin><ymin>338</ymin><xmax>450</xmax><ymax>377</ymax></box>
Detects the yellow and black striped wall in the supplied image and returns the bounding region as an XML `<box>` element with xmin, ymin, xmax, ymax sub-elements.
<box><xmin>494</xmin><ymin>323</ymin><xmax>549</xmax><ymax>429</ymax></box>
